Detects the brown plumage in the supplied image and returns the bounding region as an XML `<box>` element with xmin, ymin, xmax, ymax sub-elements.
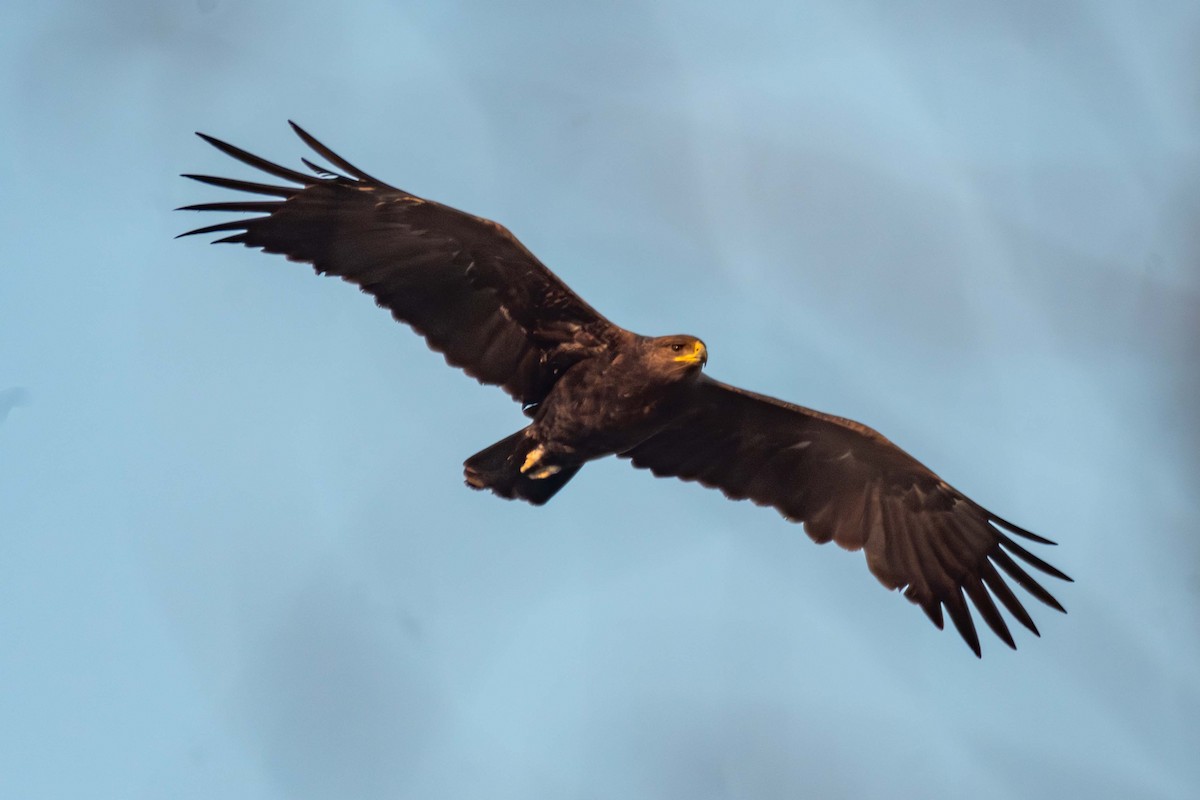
<box><xmin>179</xmin><ymin>122</ymin><xmax>1071</xmax><ymax>656</ymax></box>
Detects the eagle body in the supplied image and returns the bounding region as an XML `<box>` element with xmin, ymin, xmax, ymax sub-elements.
<box><xmin>464</xmin><ymin>332</ymin><xmax>708</xmax><ymax>503</ymax></box>
<box><xmin>534</xmin><ymin>334</ymin><xmax>706</xmax><ymax>460</ymax></box>
<box><xmin>179</xmin><ymin>123</ymin><xmax>1072</xmax><ymax>656</ymax></box>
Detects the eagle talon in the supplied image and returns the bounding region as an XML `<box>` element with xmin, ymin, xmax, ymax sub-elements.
<box><xmin>520</xmin><ymin>445</ymin><xmax>544</xmax><ymax>474</ymax></box>
<box><xmin>520</xmin><ymin>444</ymin><xmax>561</xmax><ymax>480</ymax></box>
<box><xmin>520</xmin><ymin>444</ymin><xmax>560</xmax><ymax>479</ymax></box>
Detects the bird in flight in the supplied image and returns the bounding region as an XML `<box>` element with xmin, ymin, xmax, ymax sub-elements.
<box><xmin>179</xmin><ymin>122</ymin><xmax>1070</xmax><ymax>656</ymax></box>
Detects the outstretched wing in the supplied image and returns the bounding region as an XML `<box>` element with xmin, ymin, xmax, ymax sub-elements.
<box><xmin>623</xmin><ymin>376</ymin><xmax>1071</xmax><ymax>656</ymax></box>
<box><xmin>178</xmin><ymin>122</ymin><xmax>615</xmax><ymax>408</ymax></box>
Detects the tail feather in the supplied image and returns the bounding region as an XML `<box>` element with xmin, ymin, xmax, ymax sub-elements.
<box><xmin>463</xmin><ymin>429</ymin><xmax>580</xmax><ymax>506</ymax></box>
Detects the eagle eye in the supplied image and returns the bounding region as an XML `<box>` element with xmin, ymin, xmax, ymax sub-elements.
<box><xmin>670</xmin><ymin>343</ymin><xmax>684</xmax><ymax>352</ymax></box>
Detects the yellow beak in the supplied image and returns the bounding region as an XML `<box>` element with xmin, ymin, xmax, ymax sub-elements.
<box><xmin>673</xmin><ymin>339</ymin><xmax>707</xmax><ymax>366</ymax></box>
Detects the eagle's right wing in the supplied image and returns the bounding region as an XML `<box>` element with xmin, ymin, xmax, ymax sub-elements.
<box><xmin>624</xmin><ymin>376</ymin><xmax>1071</xmax><ymax>656</ymax></box>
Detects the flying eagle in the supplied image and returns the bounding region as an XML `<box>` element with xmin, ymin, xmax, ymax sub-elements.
<box><xmin>179</xmin><ymin>122</ymin><xmax>1070</xmax><ymax>656</ymax></box>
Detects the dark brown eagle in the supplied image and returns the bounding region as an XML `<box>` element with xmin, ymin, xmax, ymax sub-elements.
<box><xmin>179</xmin><ymin>122</ymin><xmax>1070</xmax><ymax>656</ymax></box>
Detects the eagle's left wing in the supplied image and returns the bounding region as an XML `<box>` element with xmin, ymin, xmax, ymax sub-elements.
<box><xmin>178</xmin><ymin>123</ymin><xmax>617</xmax><ymax>409</ymax></box>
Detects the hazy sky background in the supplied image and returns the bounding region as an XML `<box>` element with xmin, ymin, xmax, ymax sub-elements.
<box><xmin>3</xmin><ymin>1</ymin><xmax>1198</xmax><ymax>798</ymax></box>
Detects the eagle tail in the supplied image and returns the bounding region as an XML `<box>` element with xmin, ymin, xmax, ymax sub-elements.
<box><xmin>463</xmin><ymin>429</ymin><xmax>580</xmax><ymax>506</ymax></box>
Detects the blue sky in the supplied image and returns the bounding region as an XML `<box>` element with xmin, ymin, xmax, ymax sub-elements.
<box><xmin>2</xmin><ymin>1</ymin><xmax>1198</xmax><ymax>798</ymax></box>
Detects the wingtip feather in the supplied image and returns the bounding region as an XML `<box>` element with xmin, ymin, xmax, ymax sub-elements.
<box><xmin>177</xmin><ymin>220</ymin><xmax>254</xmax><ymax>239</ymax></box>
<box><xmin>288</xmin><ymin>121</ymin><xmax>385</xmax><ymax>185</ymax></box>
<box><xmin>999</xmin><ymin>536</ymin><xmax>1073</xmax><ymax>583</ymax></box>
<box><xmin>193</xmin><ymin>130</ymin><xmax>314</xmax><ymax>185</ymax></box>
<box><xmin>990</xmin><ymin>513</ymin><xmax>1057</xmax><ymax>546</ymax></box>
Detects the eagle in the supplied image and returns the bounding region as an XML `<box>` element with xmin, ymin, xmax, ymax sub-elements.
<box><xmin>179</xmin><ymin>122</ymin><xmax>1070</xmax><ymax>657</ymax></box>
